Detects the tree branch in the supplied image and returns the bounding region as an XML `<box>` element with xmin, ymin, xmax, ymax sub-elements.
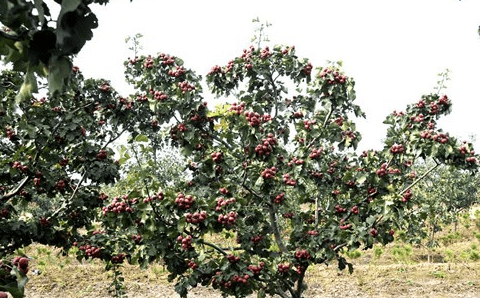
<box><xmin>268</xmin><ymin>203</ymin><xmax>288</xmax><ymax>254</ymax></box>
<box><xmin>0</xmin><ymin>176</ymin><xmax>29</xmax><ymax>202</ymax></box>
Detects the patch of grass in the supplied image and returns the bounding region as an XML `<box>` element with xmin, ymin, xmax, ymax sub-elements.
<box><xmin>431</xmin><ymin>271</ymin><xmax>446</xmax><ymax>278</ymax></box>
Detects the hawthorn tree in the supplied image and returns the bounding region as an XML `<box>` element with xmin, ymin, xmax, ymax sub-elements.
<box><xmin>70</xmin><ymin>44</ymin><xmax>479</xmax><ymax>298</ymax></box>
<box><xmin>0</xmin><ymin>64</ymin><xmax>157</xmax><ymax>296</ymax></box>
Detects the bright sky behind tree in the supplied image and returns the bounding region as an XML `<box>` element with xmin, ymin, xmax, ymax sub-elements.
<box><xmin>74</xmin><ymin>0</ymin><xmax>483</xmax><ymax>152</ymax></box>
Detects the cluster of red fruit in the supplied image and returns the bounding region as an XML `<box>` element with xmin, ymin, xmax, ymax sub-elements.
<box><xmin>12</xmin><ymin>161</ymin><xmax>28</xmax><ymax>173</ymax></box>
<box><xmin>149</xmin><ymin>88</ymin><xmax>169</xmax><ymax>101</ymax></box>
<box><xmin>255</xmin><ymin>134</ymin><xmax>278</xmax><ymax>156</ymax></box>
<box><xmin>208</xmin><ymin>65</ymin><xmax>223</xmax><ymax>75</ymax></box>
<box><xmin>333</xmin><ymin>116</ymin><xmax>345</xmax><ymax>126</ymax></box>
<box><xmin>351</xmin><ymin>206</ymin><xmax>359</xmax><ymax>214</ymax></box>
<box><xmin>55</xmin><ymin>179</ymin><xmax>66</xmax><ymax>190</ymax></box>
<box><xmin>411</xmin><ymin>113</ymin><xmax>425</xmax><ymax>123</ymax></box>
<box><xmin>294</xmin><ymin>248</ymin><xmax>311</xmax><ymax>260</ymax></box>
<box><xmin>168</xmin><ymin>65</ymin><xmax>185</xmax><ymax>77</ymax></box>
<box><xmin>251</xmin><ymin>234</ymin><xmax>263</xmax><ymax>245</ymax></box>
<box><xmin>334</xmin><ymin>204</ymin><xmax>347</xmax><ymax>213</ymax></box>
<box><xmin>158</xmin><ymin>53</ymin><xmax>175</xmax><ymax>66</ymax></box>
<box><xmin>226</xmin><ymin>254</ymin><xmax>240</xmax><ymax>263</ymax></box>
<box><xmin>283</xmin><ymin>211</ymin><xmax>294</xmax><ymax>219</ymax></box>
<box><xmin>303</xmin><ymin>119</ymin><xmax>316</xmax><ymax>130</ymax></box>
<box><xmin>0</xmin><ymin>207</ymin><xmax>9</xmax><ymax>218</ymax></box>
<box><xmin>438</xmin><ymin>95</ymin><xmax>449</xmax><ymax>105</ymax></box>
<box><xmin>102</xmin><ymin>197</ymin><xmax>134</xmax><ymax>215</ymax></box>
<box><xmin>215</xmin><ymin>197</ymin><xmax>236</xmax><ymax>211</ymax></box>
<box><xmin>307</xmin><ymin>230</ymin><xmax>318</xmax><ymax>236</ymax></box>
<box><xmin>96</xmin><ymin>149</ymin><xmax>108</xmax><ymax>161</ymax></box>
<box><xmin>131</xmin><ymin>234</ymin><xmax>141</xmax><ymax>243</ymax></box>
<box><xmin>260</xmin><ymin>46</ymin><xmax>271</xmax><ymax>59</ymax></box>
<box><xmin>143</xmin><ymin>55</ymin><xmax>154</xmax><ymax>68</ymax></box>
<box><xmin>309</xmin><ymin>148</ymin><xmax>323</xmax><ymax>159</ymax></box>
<box><xmin>302</xmin><ymin>62</ymin><xmax>312</xmax><ymax>75</ymax></box>
<box><xmin>187</xmin><ymin>260</ymin><xmax>198</xmax><ymax>270</ymax></box>
<box><xmin>283</xmin><ymin>173</ymin><xmax>296</xmax><ymax>186</ymax></box>
<box><xmin>185</xmin><ymin>211</ymin><xmax>207</xmax><ymax>224</ymax></box>
<box><xmin>59</xmin><ymin>158</ymin><xmax>68</xmax><ymax>167</ymax></box>
<box><xmin>177</xmin><ymin>81</ymin><xmax>195</xmax><ymax>93</ymax></box>
<box><xmin>311</xmin><ymin>171</ymin><xmax>323</xmax><ymax>179</ymax></box>
<box><xmin>387</xmin><ymin>167</ymin><xmax>401</xmax><ymax>174</ymax></box>
<box><xmin>247</xmin><ymin>261</ymin><xmax>265</xmax><ymax>276</ymax></box>
<box><xmin>51</xmin><ymin>106</ymin><xmax>61</xmax><ymax>112</ymax></box>
<box><xmin>217</xmin><ymin>211</ymin><xmax>237</xmax><ymax>226</ymax></box>
<box><xmin>278</xmin><ymin>263</ymin><xmax>291</xmax><ymax>273</ymax></box>
<box><xmin>127</xmin><ymin>56</ymin><xmax>140</xmax><ymax>65</ymax></box>
<box><xmin>420</xmin><ymin>130</ymin><xmax>433</xmax><ymax>139</ymax></box>
<box><xmin>175</xmin><ymin>193</ymin><xmax>195</xmax><ymax>209</ymax></box>
<box><xmin>262</xmin><ymin>114</ymin><xmax>272</xmax><ymax>122</ymax></box>
<box><xmin>319</xmin><ymin>68</ymin><xmax>347</xmax><ymax>84</ymax></box>
<box><xmin>99</xmin><ymin>82</ymin><xmax>110</xmax><ymax>92</ymax></box>
<box><xmin>393</xmin><ymin>110</ymin><xmax>404</xmax><ymax>117</ymax></box>
<box><xmin>390</xmin><ymin>143</ymin><xmax>405</xmax><ymax>154</ymax></box>
<box><xmin>273</xmin><ymin>192</ymin><xmax>285</xmax><ymax>204</ymax></box>
<box><xmin>293</xmin><ymin>111</ymin><xmax>304</xmax><ymax>118</ymax></box>
<box><xmin>429</xmin><ymin>102</ymin><xmax>439</xmax><ymax>115</ymax></box>
<box><xmin>287</xmin><ymin>157</ymin><xmax>304</xmax><ymax>167</ymax></box>
<box><xmin>137</xmin><ymin>94</ymin><xmax>148</xmax><ymax>102</ymax></box>
<box><xmin>142</xmin><ymin>192</ymin><xmax>164</xmax><ymax>203</ymax></box>
<box><xmin>230</xmin><ymin>273</ymin><xmax>250</xmax><ymax>285</ymax></box>
<box><xmin>339</xmin><ymin>220</ymin><xmax>351</xmax><ymax>230</ymax></box>
<box><xmin>261</xmin><ymin>167</ymin><xmax>277</xmax><ymax>179</ymax></box>
<box><xmin>111</xmin><ymin>253</ymin><xmax>125</xmax><ymax>264</ymax></box>
<box><xmin>79</xmin><ymin>244</ymin><xmax>102</xmax><ymax>258</ymax></box>
<box><xmin>369</xmin><ymin>228</ymin><xmax>378</xmax><ymax>237</ymax></box>
<box><xmin>342</xmin><ymin>129</ymin><xmax>355</xmax><ymax>140</ymax></box>
<box><xmin>177</xmin><ymin>235</ymin><xmax>193</xmax><ymax>251</ymax></box>
<box><xmin>11</xmin><ymin>256</ymin><xmax>29</xmax><ymax>274</ymax></box>
<box><xmin>219</xmin><ymin>187</ymin><xmax>229</xmax><ymax>195</ymax></box>
<box><xmin>211</xmin><ymin>151</ymin><xmax>223</xmax><ymax>163</ymax></box>
<box><xmin>376</xmin><ymin>163</ymin><xmax>388</xmax><ymax>177</ymax></box>
<box><xmin>432</xmin><ymin>133</ymin><xmax>449</xmax><ymax>144</ymax></box>
<box><xmin>228</xmin><ymin>102</ymin><xmax>245</xmax><ymax>115</ymax></box>
<box><xmin>38</xmin><ymin>217</ymin><xmax>49</xmax><ymax>227</ymax></box>
<box><xmin>244</xmin><ymin>111</ymin><xmax>261</xmax><ymax>127</ymax></box>
<box><xmin>401</xmin><ymin>189</ymin><xmax>412</xmax><ymax>202</ymax></box>
<box><xmin>5</xmin><ymin>127</ymin><xmax>16</xmax><ymax>140</ymax></box>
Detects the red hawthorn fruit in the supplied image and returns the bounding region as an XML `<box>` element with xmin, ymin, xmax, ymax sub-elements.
<box><xmin>18</xmin><ymin>257</ymin><xmax>29</xmax><ymax>269</ymax></box>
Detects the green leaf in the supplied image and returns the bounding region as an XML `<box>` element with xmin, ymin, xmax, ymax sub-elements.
<box><xmin>135</xmin><ymin>134</ymin><xmax>149</xmax><ymax>142</ymax></box>
<box><xmin>60</xmin><ymin>0</ymin><xmax>82</xmax><ymax>13</ymax></box>
<box><xmin>48</xmin><ymin>56</ymin><xmax>71</xmax><ymax>96</ymax></box>
<box><xmin>15</xmin><ymin>67</ymin><xmax>37</xmax><ymax>103</ymax></box>
<box><xmin>33</xmin><ymin>0</ymin><xmax>45</xmax><ymax>25</ymax></box>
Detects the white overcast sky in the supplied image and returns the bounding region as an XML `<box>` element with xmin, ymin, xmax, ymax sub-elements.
<box><xmin>75</xmin><ymin>0</ymin><xmax>483</xmax><ymax>152</ymax></box>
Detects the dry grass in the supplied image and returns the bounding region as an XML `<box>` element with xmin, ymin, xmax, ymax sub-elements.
<box><xmin>18</xmin><ymin>212</ymin><xmax>480</xmax><ymax>298</ymax></box>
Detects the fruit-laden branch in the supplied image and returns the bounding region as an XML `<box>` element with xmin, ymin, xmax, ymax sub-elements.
<box><xmin>375</xmin><ymin>158</ymin><xmax>442</xmax><ymax>226</ymax></box>
<box><xmin>399</xmin><ymin>158</ymin><xmax>441</xmax><ymax>196</ymax></box>
<box><xmin>0</xmin><ymin>176</ymin><xmax>29</xmax><ymax>202</ymax></box>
